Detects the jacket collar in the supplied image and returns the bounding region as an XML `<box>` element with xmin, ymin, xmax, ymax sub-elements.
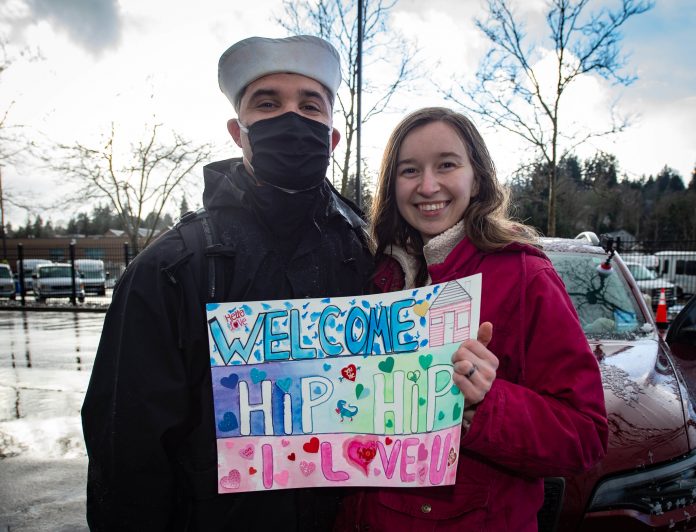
<box><xmin>202</xmin><ymin>158</ymin><xmax>366</xmax><ymax>233</ymax></box>
<box><xmin>429</xmin><ymin>232</ymin><xmax>548</xmax><ymax>283</ymax></box>
<box><xmin>423</xmin><ymin>220</ymin><xmax>467</xmax><ymax>266</ymax></box>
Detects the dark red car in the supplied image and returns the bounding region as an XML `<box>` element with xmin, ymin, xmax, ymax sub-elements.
<box><xmin>538</xmin><ymin>236</ymin><xmax>696</xmax><ymax>531</ymax></box>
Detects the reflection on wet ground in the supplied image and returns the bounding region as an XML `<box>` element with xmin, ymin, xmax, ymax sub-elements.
<box><xmin>0</xmin><ymin>311</ymin><xmax>103</xmax><ymax>531</ymax></box>
<box><xmin>0</xmin><ymin>311</ymin><xmax>104</xmax><ymax>422</ymax></box>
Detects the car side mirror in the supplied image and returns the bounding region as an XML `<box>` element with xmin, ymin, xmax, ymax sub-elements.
<box><xmin>667</xmin><ymin>296</ymin><xmax>696</xmax><ymax>357</ymax></box>
<box><xmin>106</xmin><ymin>272</ymin><xmax>111</xmax><ymax>278</ymax></box>
<box><xmin>32</xmin><ymin>273</ymin><xmax>38</xmax><ymax>279</ymax></box>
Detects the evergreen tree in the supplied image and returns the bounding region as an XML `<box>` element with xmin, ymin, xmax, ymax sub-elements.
<box><xmin>32</xmin><ymin>215</ymin><xmax>44</xmax><ymax>238</ymax></box>
<box><xmin>179</xmin><ymin>196</ymin><xmax>190</xmax><ymax>219</ymax></box>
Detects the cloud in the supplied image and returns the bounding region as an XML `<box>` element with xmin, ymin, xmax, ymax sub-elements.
<box><xmin>24</xmin><ymin>0</ymin><xmax>122</xmax><ymax>53</ymax></box>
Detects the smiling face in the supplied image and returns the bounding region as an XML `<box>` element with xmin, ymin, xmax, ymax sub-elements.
<box><xmin>394</xmin><ymin>120</ymin><xmax>477</xmax><ymax>241</ymax></box>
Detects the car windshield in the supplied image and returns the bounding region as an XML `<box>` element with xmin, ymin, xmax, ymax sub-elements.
<box><xmin>546</xmin><ymin>252</ymin><xmax>649</xmax><ymax>340</ymax></box>
<box><xmin>80</xmin><ymin>270</ymin><xmax>103</xmax><ymax>279</ymax></box>
<box><xmin>625</xmin><ymin>263</ymin><xmax>657</xmax><ymax>281</ymax></box>
<box><xmin>0</xmin><ymin>268</ymin><xmax>11</xmax><ymax>279</ymax></box>
<box><xmin>39</xmin><ymin>266</ymin><xmax>73</xmax><ymax>278</ymax></box>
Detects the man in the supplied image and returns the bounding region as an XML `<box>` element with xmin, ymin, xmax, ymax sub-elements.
<box><xmin>82</xmin><ymin>35</ymin><xmax>373</xmax><ymax>531</ymax></box>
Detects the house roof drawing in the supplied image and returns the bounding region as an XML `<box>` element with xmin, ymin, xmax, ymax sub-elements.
<box><xmin>431</xmin><ymin>281</ymin><xmax>471</xmax><ymax>309</ymax></box>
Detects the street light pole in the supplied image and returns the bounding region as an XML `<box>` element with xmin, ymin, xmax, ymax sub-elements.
<box><xmin>356</xmin><ymin>0</ymin><xmax>363</xmax><ymax>209</ymax></box>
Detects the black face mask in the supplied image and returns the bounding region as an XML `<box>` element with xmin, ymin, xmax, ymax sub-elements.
<box><xmin>242</xmin><ymin>112</ymin><xmax>332</xmax><ymax>191</ymax></box>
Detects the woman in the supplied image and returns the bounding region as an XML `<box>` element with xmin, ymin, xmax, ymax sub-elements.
<box><xmin>337</xmin><ymin>108</ymin><xmax>607</xmax><ymax>531</ymax></box>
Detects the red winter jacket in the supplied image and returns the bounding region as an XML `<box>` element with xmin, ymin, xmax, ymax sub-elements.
<box><xmin>336</xmin><ymin>237</ymin><xmax>607</xmax><ymax>531</ymax></box>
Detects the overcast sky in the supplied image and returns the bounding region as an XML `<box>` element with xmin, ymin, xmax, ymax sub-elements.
<box><xmin>1</xmin><ymin>0</ymin><xmax>694</xmax><ymax>227</ymax></box>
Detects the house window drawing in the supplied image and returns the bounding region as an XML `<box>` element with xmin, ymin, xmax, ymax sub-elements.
<box><xmin>429</xmin><ymin>280</ymin><xmax>473</xmax><ymax>347</ymax></box>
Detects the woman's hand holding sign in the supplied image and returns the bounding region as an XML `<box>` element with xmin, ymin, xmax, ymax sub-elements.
<box><xmin>452</xmin><ymin>322</ymin><xmax>498</xmax><ymax>424</ymax></box>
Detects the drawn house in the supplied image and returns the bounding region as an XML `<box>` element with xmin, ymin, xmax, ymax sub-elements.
<box><xmin>428</xmin><ymin>281</ymin><xmax>472</xmax><ymax>347</ymax></box>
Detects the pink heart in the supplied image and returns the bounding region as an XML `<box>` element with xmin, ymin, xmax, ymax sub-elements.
<box><xmin>373</xmin><ymin>468</ymin><xmax>381</xmax><ymax>476</ymax></box>
<box><xmin>281</xmin><ymin>439</ymin><xmax>290</xmax><ymax>447</ymax></box>
<box><xmin>418</xmin><ymin>443</ymin><xmax>428</xmax><ymax>461</ymax></box>
<box><xmin>274</xmin><ymin>470</ymin><xmax>290</xmax><ymax>486</ymax></box>
<box><xmin>225</xmin><ymin>441</ymin><xmax>235</xmax><ymax>449</ymax></box>
<box><xmin>299</xmin><ymin>460</ymin><xmax>316</xmax><ymax>476</ymax></box>
<box><xmin>448</xmin><ymin>447</ymin><xmax>458</xmax><ymax>467</ymax></box>
<box><xmin>344</xmin><ymin>436</ymin><xmax>378</xmax><ymax>475</ymax></box>
<box><xmin>239</xmin><ymin>444</ymin><xmax>255</xmax><ymax>460</ymax></box>
<box><xmin>220</xmin><ymin>469</ymin><xmax>241</xmax><ymax>490</ymax></box>
<box><xmin>417</xmin><ymin>465</ymin><xmax>427</xmax><ymax>484</ymax></box>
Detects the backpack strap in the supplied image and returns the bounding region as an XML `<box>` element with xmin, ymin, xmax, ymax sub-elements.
<box><xmin>175</xmin><ymin>208</ymin><xmax>220</xmax><ymax>302</ymax></box>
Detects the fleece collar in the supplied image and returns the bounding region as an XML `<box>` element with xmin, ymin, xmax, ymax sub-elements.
<box><xmin>385</xmin><ymin>220</ymin><xmax>468</xmax><ymax>289</ymax></box>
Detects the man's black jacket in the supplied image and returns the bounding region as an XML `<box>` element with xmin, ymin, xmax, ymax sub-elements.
<box><xmin>81</xmin><ymin>159</ymin><xmax>374</xmax><ymax>531</ymax></box>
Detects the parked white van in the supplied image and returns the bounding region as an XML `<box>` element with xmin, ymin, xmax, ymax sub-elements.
<box><xmin>33</xmin><ymin>263</ymin><xmax>85</xmax><ymax>302</ymax></box>
<box><xmin>16</xmin><ymin>258</ymin><xmax>52</xmax><ymax>292</ymax></box>
<box><xmin>75</xmin><ymin>259</ymin><xmax>108</xmax><ymax>296</ymax></box>
<box><xmin>0</xmin><ymin>263</ymin><xmax>15</xmax><ymax>299</ymax></box>
<box><xmin>624</xmin><ymin>261</ymin><xmax>678</xmax><ymax>308</ymax></box>
<box><xmin>621</xmin><ymin>253</ymin><xmax>659</xmax><ymax>271</ymax></box>
<box><xmin>656</xmin><ymin>251</ymin><xmax>696</xmax><ymax>298</ymax></box>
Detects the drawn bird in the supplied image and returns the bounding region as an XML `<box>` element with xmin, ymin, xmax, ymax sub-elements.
<box><xmin>335</xmin><ymin>400</ymin><xmax>359</xmax><ymax>422</ymax></box>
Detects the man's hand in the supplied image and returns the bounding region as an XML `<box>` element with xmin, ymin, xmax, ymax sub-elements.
<box><xmin>452</xmin><ymin>322</ymin><xmax>498</xmax><ymax>419</ymax></box>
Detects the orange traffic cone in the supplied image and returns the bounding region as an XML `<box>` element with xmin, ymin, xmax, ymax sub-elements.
<box><xmin>655</xmin><ymin>288</ymin><xmax>668</xmax><ymax>330</ymax></box>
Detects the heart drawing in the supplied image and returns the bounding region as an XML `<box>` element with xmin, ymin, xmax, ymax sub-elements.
<box><xmin>220</xmin><ymin>374</ymin><xmax>239</xmax><ymax>389</ymax></box>
<box><xmin>299</xmin><ymin>460</ymin><xmax>316</xmax><ymax>477</ymax></box>
<box><xmin>344</xmin><ymin>436</ymin><xmax>379</xmax><ymax>476</ymax></box>
<box><xmin>218</xmin><ymin>412</ymin><xmax>238</xmax><ymax>432</ymax></box>
<box><xmin>413</xmin><ymin>301</ymin><xmax>430</xmax><ymax>317</ymax></box>
<box><xmin>250</xmin><ymin>368</ymin><xmax>267</xmax><ymax>383</ymax></box>
<box><xmin>274</xmin><ymin>470</ymin><xmax>289</xmax><ymax>487</ymax></box>
<box><xmin>418</xmin><ymin>354</ymin><xmax>433</xmax><ymax>370</ymax></box>
<box><xmin>239</xmin><ymin>444</ymin><xmax>255</xmax><ymax>460</ymax></box>
<box><xmin>303</xmin><ymin>437</ymin><xmax>320</xmax><ymax>453</ymax></box>
<box><xmin>377</xmin><ymin>356</ymin><xmax>395</xmax><ymax>373</ymax></box>
<box><xmin>220</xmin><ymin>469</ymin><xmax>241</xmax><ymax>490</ymax></box>
<box><xmin>341</xmin><ymin>364</ymin><xmax>358</xmax><ymax>381</ymax></box>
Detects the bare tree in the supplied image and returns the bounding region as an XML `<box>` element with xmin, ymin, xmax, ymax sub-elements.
<box><xmin>53</xmin><ymin>122</ymin><xmax>212</xmax><ymax>253</ymax></box>
<box><xmin>276</xmin><ymin>0</ymin><xmax>419</xmax><ymax>200</ymax></box>
<box><xmin>444</xmin><ymin>0</ymin><xmax>653</xmax><ymax>236</ymax></box>
<box><xmin>0</xmin><ymin>40</ymin><xmax>43</xmax><ymax>257</ymax></box>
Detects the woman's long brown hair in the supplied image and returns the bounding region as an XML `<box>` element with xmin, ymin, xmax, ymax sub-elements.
<box><xmin>370</xmin><ymin>107</ymin><xmax>538</xmax><ymax>286</ymax></box>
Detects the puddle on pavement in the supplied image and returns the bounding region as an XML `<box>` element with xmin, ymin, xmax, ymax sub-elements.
<box><xmin>0</xmin><ymin>311</ymin><xmax>105</xmax><ymax>421</ymax></box>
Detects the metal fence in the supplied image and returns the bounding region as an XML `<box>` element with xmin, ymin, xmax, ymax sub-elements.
<box><xmin>1</xmin><ymin>239</ymin><xmax>134</xmax><ymax>308</ymax></box>
<box><xmin>3</xmin><ymin>234</ymin><xmax>696</xmax><ymax>309</ymax></box>
<box><xmin>604</xmin><ymin>236</ymin><xmax>696</xmax><ymax>299</ymax></box>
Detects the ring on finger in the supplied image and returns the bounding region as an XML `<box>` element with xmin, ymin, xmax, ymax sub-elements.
<box><xmin>465</xmin><ymin>363</ymin><xmax>478</xmax><ymax>379</ymax></box>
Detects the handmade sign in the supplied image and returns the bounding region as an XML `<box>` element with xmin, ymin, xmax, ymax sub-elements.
<box><xmin>207</xmin><ymin>274</ymin><xmax>481</xmax><ymax>493</ymax></box>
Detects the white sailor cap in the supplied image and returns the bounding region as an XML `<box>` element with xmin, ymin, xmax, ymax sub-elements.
<box><xmin>218</xmin><ymin>35</ymin><xmax>342</xmax><ymax>111</ymax></box>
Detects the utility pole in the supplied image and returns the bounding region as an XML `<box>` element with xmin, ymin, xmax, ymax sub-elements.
<box><xmin>355</xmin><ymin>0</ymin><xmax>363</xmax><ymax>209</ymax></box>
<box><xmin>0</xmin><ymin>166</ymin><xmax>6</xmax><ymax>260</ymax></box>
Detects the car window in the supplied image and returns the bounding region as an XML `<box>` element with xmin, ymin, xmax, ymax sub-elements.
<box><xmin>546</xmin><ymin>252</ymin><xmax>649</xmax><ymax>340</ymax></box>
<box><xmin>667</xmin><ymin>296</ymin><xmax>696</xmax><ymax>353</ymax></box>
<box><xmin>626</xmin><ymin>263</ymin><xmax>657</xmax><ymax>281</ymax></box>
<box><xmin>0</xmin><ymin>267</ymin><xmax>11</xmax><ymax>279</ymax></box>
<box><xmin>39</xmin><ymin>266</ymin><xmax>72</xmax><ymax>278</ymax></box>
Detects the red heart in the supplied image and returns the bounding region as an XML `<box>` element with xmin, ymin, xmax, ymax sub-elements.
<box><xmin>345</xmin><ymin>436</ymin><xmax>378</xmax><ymax>475</ymax></box>
<box><xmin>385</xmin><ymin>437</ymin><xmax>393</xmax><ymax>445</ymax></box>
<box><xmin>288</xmin><ymin>452</ymin><xmax>296</xmax><ymax>461</ymax></box>
<box><xmin>341</xmin><ymin>364</ymin><xmax>357</xmax><ymax>381</ymax></box>
<box><xmin>303</xmin><ymin>437</ymin><xmax>320</xmax><ymax>453</ymax></box>
<box><xmin>248</xmin><ymin>467</ymin><xmax>257</xmax><ymax>475</ymax></box>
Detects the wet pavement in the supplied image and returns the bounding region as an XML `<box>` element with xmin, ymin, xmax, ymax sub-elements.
<box><xmin>0</xmin><ymin>310</ymin><xmax>104</xmax><ymax>531</ymax></box>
